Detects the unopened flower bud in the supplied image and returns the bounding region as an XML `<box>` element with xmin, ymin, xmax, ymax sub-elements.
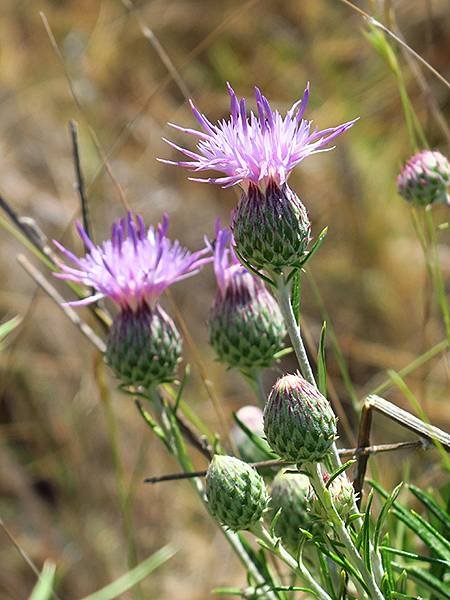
<box><xmin>209</xmin><ymin>226</ymin><xmax>286</xmax><ymax>371</ymax></box>
<box><xmin>326</xmin><ymin>473</ymin><xmax>357</xmax><ymax>521</ymax></box>
<box><xmin>206</xmin><ymin>455</ymin><xmax>268</xmax><ymax>530</ymax></box>
<box><xmin>232</xmin><ymin>181</ymin><xmax>311</xmax><ymax>272</ymax></box>
<box><xmin>106</xmin><ymin>303</ymin><xmax>182</xmax><ymax>388</ymax></box>
<box><xmin>269</xmin><ymin>470</ymin><xmax>313</xmax><ymax>551</ymax></box>
<box><xmin>263</xmin><ymin>374</ymin><xmax>337</xmax><ymax>464</ymax></box>
<box><xmin>397</xmin><ymin>150</ymin><xmax>450</xmax><ymax>207</ymax></box>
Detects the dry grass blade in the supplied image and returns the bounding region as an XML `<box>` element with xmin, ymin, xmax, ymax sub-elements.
<box><xmin>17</xmin><ymin>254</ymin><xmax>106</xmax><ymax>353</ymax></box>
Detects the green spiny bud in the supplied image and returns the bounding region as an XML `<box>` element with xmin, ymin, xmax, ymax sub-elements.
<box><xmin>397</xmin><ymin>150</ymin><xmax>450</xmax><ymax>207</ymax></box>
<box><xmin>106</xmin><ymin>303</ymin><xmax>182</xmax><ymax>388</ymax></box>
<box><xmin>263</xmin><ymin>374</ymin><xmax>337</xmax><ymax>464</ymax></box>
<box><xmin>209</xmin><ymin>277</ymin><xmax>286</xmax><ymax>371</ymax></box>
<box><xmin>269</xmin><ymin>470</ymin><xmax>313</xmax><ymax>551</ymax></box>
<box><xmin>206</xmin><ymin>455</ymin><xmax>268</xmax><ymax>530</ymax></box>
<box><xmin>232</xmin><ymin>181</ymin><xmax>311</xmax><ymax>272</ymax></box>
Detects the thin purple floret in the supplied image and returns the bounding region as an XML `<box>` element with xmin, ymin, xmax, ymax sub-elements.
<box><xmin>160</xmin><ymin>83</ymin><xmax>358</xmax><ymax>189</ymax></box>
<box><xmin>54</xmin><ymin>213</ymin><xmax>212</xmax><ymax>311</ymax></box>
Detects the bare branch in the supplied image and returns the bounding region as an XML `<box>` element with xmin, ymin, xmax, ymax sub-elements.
<box><xmin>144</xmin><ymin>439</ymin><xmax>428</xmax><ymax>485</ymax></box>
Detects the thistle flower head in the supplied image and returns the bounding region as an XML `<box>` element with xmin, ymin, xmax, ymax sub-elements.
<box><xmin>161</xmin><ymin>83</ymin><xmax>357</xmax><ymax>190</ymax></box>
<box><xmin>54</xmin><ymin>213</ymin><xmax>211</xmax><ymax>311</ymax></box>
<box><xmin>397</xmin><ymin>150</ymin><xmax>450</xmax><ymax>207</ymax></box>
<box><xmin>208</xmin><ymin>225</ymin><xmax>286</xmax><ymax>370</ymax></box>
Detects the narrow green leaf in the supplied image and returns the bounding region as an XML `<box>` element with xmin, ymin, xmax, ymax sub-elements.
<box><xmin>392</xmin><ymin>563</ymin><xmax>450</xmax><ymax>599</ymax></box>
<box><xmin>29</xmin><ymin>561</ymin><xmax>57</xmax><ymax>600</ymax></box>
<box><xmin>380</xmin><ymin>546</ymin><xmax>450</xmax><ymax>567</ymax></box>
<box><xmin>409</xmin><ymin>484</ymin><xmax>450</xmax><ymax>534</ymax></box>
<box><xmin>374</xmin><ymin>482</ymin><xmax>403</xmax><ymax>551</ymax></box>
<box><xmin>298</xmin><ymin>227</ymin><xmax>328</xmax><ymax>268</ymax></box>
<box><xmin>371</xmin><ymin>480</ymin><xmax>450</xmax><ymax>561</ymax></box>
<box><xmin>0</xmin><ymin>315</ymin><xmax>21</xmax><ymax>348</ymax></box>
<box><xmin>81</xmin><ymin>545</ymin><xmax>175</xmax><ymax>600</ymax></box>
<box><xmin>234</xmin><ymin>248</ymin><xmax>275</xmax><ymax>286</ymax></box>
<box><xmin>325</xmin><ymin>459</ymin><xmax>357</xmax><ymax>489</ymax></box>
<box><xmin>317</xmin><ymin>321</ymin><xmax>327</xmax><ymax>395</ymax></box>
<box><xmin>290</xmin><ymin>270</ymin><xmax>301</xmax><ymax>324</ymax></box>
<box><xmin>233</xmin><ymin>412</ymin><xmax>277</xmax><ymax>459</ymax></box>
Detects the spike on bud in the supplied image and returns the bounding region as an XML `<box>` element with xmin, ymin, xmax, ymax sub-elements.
<box><xmin>269</xmin><ymin>470</ymin><xmax>313</xmax><ymax>551</ymax></box>
<box><xmin>232</xmin><ymin>181</ymin><xmax>311</xmax><ymax>272</ymax></box>
<box><xmin>263</xmin><ymin>374</ymin><xmax>337</xmax><ymax>464</ymax></box>
<box><xmin>206</xmin><ymin>455</ymin><xmax>268</xmax><ymax>530</ymax></box>
<box><xmin>397</xmin><ymin>150</ymin><xmax>450</xmax><ymax>207</ymax></box>
<box><xmin>106</xmin><ymin>303</ymin><xmax>182</xmax><ymax>388</ymax></box>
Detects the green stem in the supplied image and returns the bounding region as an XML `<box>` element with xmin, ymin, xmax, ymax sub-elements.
<box><xmin>425</xmin><ymin>209</ymin><xmax>450</xmax><ymax>342</ymax></box>
<box><xmin>273</xmin><ymin>273</ymin><xmax>316</xmax><ymax>386</ymax></box>
<box><xmin>308</xmin><ymin>464</ymin><xmax>385</xmax><ymax>600</ymax></box>
<box><xmin>251</xmin><ymin>521</ymin><xmax>333</xmax><ymax>600</ymax></box>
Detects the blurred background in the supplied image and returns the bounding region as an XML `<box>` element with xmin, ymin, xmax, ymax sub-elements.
<box><xmin>0</xmin><ymin>0</ymin><xmax>449</xmax><ymax>598</ymax></box>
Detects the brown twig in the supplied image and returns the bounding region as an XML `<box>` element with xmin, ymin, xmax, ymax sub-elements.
<box><xmin>17</xmin><ymin>254</ymin><xmax>106</xmax><ymax>353</ymax></box>
<box><xmin>144</xmin><ymin>439</ymin><xmax>427</xmax><ymax>484</ymax></box>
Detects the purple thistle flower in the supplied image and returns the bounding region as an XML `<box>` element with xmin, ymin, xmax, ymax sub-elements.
<box><xmin>160</xmin><ymin>83</ymin><xmax>357</xmax><ymax>189</ymax></box>
<box><xmin>54</xmin><ymin>213</ymin><xmax>211</xmax><ymax>311</ymax></box>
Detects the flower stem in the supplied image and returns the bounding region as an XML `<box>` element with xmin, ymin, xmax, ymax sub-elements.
<box><xmin>251</xmin><ymin>521</ymin><xmax>334</xmax><ymax>600</ymax></box>
<box><xmin>307</xmin><ymin>463</ymin><xmax>385</xmax><ymax>600</ymax></box>
<box><xmin>273</xmin><ymin>273</ymin><xmax>316</xmax><ymax>386</ymax></box>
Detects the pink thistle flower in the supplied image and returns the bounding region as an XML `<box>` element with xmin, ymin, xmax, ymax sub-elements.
<box><xmin>54</xmin><ymin>213</ymin><xmax>211</xmax><ymax>312</ymax></box>
<box><xmin>160</xmin><ymin>83</ymin><xmax>357</xmax><ymax>190</ymax></box>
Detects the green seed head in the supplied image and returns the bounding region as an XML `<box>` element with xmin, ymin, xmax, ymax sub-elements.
<box><xmin>269</xmin><ymin>470</ymin><xmax>313</xmax><ymax>551</ymax></box>
<box><xmin>263</xmin><ymin>374</ymin><xmax>337</xmax><ymax>464</ymax></box>
<box><xmin>106</xmin><ymin>303</ymin><xmax>182</xmax><ymax>389</ymax></box>
<box><xmin>206</xmin><ymin>455</ymin><xmax>268</xmax><ymax>530</ymax></box>
<box><xmin>397</xmin><ymin>150</ymin><xmax>450</xmax><ymax>207</ymax></box>
<box><xmin>232</xmin><ymin>181</ymin><xmax>311</xmax><ymax>272</ymax></box>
